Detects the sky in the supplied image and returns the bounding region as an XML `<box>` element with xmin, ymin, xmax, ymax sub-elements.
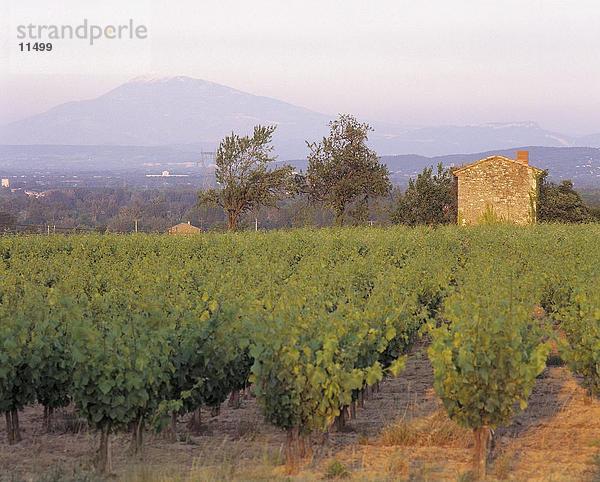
<box><xmin>1</xmin><ymin>0</ymin><xmax>600</xmax><ymax>135</ymax></box>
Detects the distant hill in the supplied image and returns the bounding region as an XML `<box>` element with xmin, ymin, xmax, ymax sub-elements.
<box><xmin>1</xmin><ymin>144</ymin><xmax>599</xmax><ymax>187</ymax></box>
<box><xmin>381</xmin><ymin>146</ymin><xmax>600</xmax><ymax>187</ymax></box>
<box><xmin>2</xmin><ymin>76</ymin><xmax>600</xmax><ymax>158</ymax></box>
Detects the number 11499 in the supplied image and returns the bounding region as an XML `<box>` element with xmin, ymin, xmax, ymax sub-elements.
<box><xmin>19</xmin><ymin>42</ymin><xmax>53</xmax><ymax>52</ymax></box>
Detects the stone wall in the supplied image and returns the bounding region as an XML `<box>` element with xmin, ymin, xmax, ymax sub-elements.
<box><xmin>455</xmin><ymin>157</ymin><xmax>539</xmax><ymax>225</ymax></box>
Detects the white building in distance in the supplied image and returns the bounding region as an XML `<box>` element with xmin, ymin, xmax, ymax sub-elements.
<box><xmin>145</xmin><ymin>170</ymin><xmax>189</xmax><ymax>178</ymax></box>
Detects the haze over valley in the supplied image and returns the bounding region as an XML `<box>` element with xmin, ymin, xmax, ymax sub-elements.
<box><xmin>1</xmin><ymin>76</ymin><xmax>600</xmax><ymax>186</ymax></box>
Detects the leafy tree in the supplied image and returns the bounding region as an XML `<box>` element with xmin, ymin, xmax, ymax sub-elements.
<box><xmin>32</xmin><ymin>292</ymin><xmax>75</xmax><ymax>432</ymax></box>
<box><xmin>0</xmin><ymin>279</ymin><xmax>40</xmax><ymax>444</ymax></box>
<box><xmin>538</xmin><ymin>173</ymin><xmax>591</xmax><ymax>223</ymax></box>
<box><xmin>163</xmin><ymin>295</ymin><xmax>240</xmax><ymax>433</ymax></box>
<box><xmin>71</xmin><ymin>283</ymin><xmax>173</xmax><ymax>472</ymax></box>
<box><xmin>0</xmin><ymin>211</ymin><xmax>16</xmax><ymax>232</ymax></box>
<box><xmin>198</xmin><ymin>125</ymin><xmax>294</xmax><ymax>230</ymax></box>
<box><xmin>306</xmin><ymin>115</ymin><xmax>391</xmax><ymax>226</ymax></box>
<box><xmin>391</xmin><ymin>163</ymin><xmax>456</xmax><ymax>226</ymax></box>
<box><xmin>428</xmin><ymin>262</ymin><xmax>550</xmax><ymax>479</ymax></box>
<box><xmin>561</xmin><ymin>286</ymin><xmax>600</xmax><ymax>397</ymax></box>
<box><xmin>589</xmin><ymin>206</ymin><xmax>600</xmax><ymax>221</ymax></box>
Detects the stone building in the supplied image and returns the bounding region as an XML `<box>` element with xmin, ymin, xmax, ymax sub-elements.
<box><xmin>167</xmin><ymin>221</ymin><xmax>201</xmax><ymax>235</ymax></box>
<box><xmin>453</xmin><ymin>151</ymin><xmax>544</xmax><ymax>225</ymax></box>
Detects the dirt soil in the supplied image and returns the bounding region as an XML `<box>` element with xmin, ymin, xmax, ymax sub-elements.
<box><xmin>2</xmin><ymin>345</ymin><xmax>600</xmax><ymax>481</ymax></box>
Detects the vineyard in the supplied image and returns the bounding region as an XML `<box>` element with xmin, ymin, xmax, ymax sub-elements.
<box><xmin>1</xmin><ymin>225</ymin><xmax>599</xmax><ymax>481</ymax></box>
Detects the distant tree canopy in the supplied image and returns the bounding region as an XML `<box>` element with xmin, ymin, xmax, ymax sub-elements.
<box><xmin>198</xmin><ymin>125</ymin><xmax>295</xmax><ymax>230</ymax></box>
<box><xmin>589</xmin><ymin>206</ymin><xmax>600</xmax><ymax>222</ymax></box>
<box><xmin>391</xmin><ymin>163</ymin><xmax>456</xmax><ymax>226</ymax></box>
<box><xmin>306</xmin><ymin>114</ymin><xmax>391</xmax><ymax>226</ymax></box>
<box><xmin>538</xmin><ymin>172</ymin><xmax>595</xmax><ymax>223</ymax></box>
<box><xmin>0</xmin><ymin>211</ymin><xmax>16</xmax><ymax>231</ymax></box>
<box><xmin>5</xmin><ymin>147</ymin><xmax>600</xmax><ymax>232</ymax></box>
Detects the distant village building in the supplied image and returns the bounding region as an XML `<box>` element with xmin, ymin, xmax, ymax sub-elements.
<box><xmin>1</xmin><ymin>178</ymin><xmax>9</xmax><ymax>188</ymax></box>
<box><xmin>168</xmin><ymin>221</ymin><xmax>201</xmax><ymax>235</ymax></box>
<box><xmin>24</xmin><ymin>190</ymin><xmax>47</xmax><ymax>199</ymax></box>
<box><xmin>145</xmin><ymin>170</ymin><xmax>189</xmax><ymax>178</ymax></box>
<box><xmin>453</xmin><ymin>151</ymin><xmax>544</xmax><ymax>225</ymax></box>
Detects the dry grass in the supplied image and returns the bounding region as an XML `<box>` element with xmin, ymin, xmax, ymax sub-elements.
<box><xmin>379</xmin><ymin>409</ymin><xmax>471</xmax><ymax>448</ymax></box>
<box><xmin>118</xmin><ymin>438</ymin><xmax>288</xmax><ymax>482</ymax></box>
<box><xmin>120</xmin><ymin>464</ymin><xmax>279</xmax><ymax>482</ymax></box>
<box><xmin>487</xmin><ymin>367</ymin><xmax>600</xmax><ymax>481</ymax></box>
<box><xmin>382</xmin><ymin>449</ymin><xmax>409</xmax><ymax>479</ymax></box>
<box><xmin>492</xmin><ymin>451</ymin><xmax>517</xmax><ymax>480</ymax></box>
<box><xmin>6</xmin><ymin>348</ymin><xmax>600</xmax><ymax>482</ymax></box>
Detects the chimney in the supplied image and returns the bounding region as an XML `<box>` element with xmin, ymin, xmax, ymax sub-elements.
<box><xmin>516</xmin><ymin>150</ymin><xmax>529</xmax><ymax>165</ymax></box>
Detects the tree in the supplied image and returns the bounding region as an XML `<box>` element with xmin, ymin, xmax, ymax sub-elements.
<box><xmin>538</xmin><ymin>173</ymin><xmax>591</xmax><ymax>223</ymax></box>
<box><xmin>0</xmin><ymin>211</ymin><xmax>16</xmax><ymax>232</ymax></box>
<box><xmin>428</xmin><ymin>264</ymin><xmax>550</xmax><ymax>479</ymax></box>
<box><xmin>391</xmin><ymin>163</ymin><xmax>456</xmax><ymax>226</ymax></box>
<box><xmin>71</xmin><ymin>286</ymin><xmax>173</xmax><ymax>472</ymax></box>
<box><xmin>589</xmin><ymin>206</ymin><xmax>600</xmax><ymax>222</ymax></box>
<box><xmin>306</xmin><ymin>115</ymin><xmax>391</xmax><ymax>226</ymax></box>
<box><xmin>198</xmin><ymin>125</ymin><xmax>294</xmax><ymax>230</ymax></box>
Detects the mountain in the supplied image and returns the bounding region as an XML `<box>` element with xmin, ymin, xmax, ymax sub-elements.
<box><xmin>1</xmin><ymin>76</ymin><xmax>600</xmax><ymax>158</ymax></box>
<box><xmin>0</xmin><ymin>76</ymin><xmax>331</xmax><ymax>159</ymax></box>
<box><xmin>372</xmin><ymin>122</ymin><xmax>580</xmax><ymax>157</ymax></box>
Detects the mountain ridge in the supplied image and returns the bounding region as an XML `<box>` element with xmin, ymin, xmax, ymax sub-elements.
<box><xmin>1</xmin><ymin>76</ymin><xmax>599</xmax><ymax>158</ymax></box>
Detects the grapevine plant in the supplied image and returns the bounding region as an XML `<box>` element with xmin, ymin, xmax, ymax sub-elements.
<box><xmin>0</xmin><ymin>224</ymin><xmax>597</xmax><ymax>476</ymax></box>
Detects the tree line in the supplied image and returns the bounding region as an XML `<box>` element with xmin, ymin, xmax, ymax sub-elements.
<box><xmin>198</xmin><ymin>115</ymin><xmax>392</xmax><ymax>230</ymax></box>
<box><xmin>1</xmin><ymin>114</ymin><xmax>599</xmax><ymax>232</ymax></box>
<box><xmin>198</xmin><ymin>114</ymin><xmax>600</xmax><ymax>229</ymax></box>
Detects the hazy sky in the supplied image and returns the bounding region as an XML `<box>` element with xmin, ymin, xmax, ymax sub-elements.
<box><xmin>1</xmin><ymin>0</ymin><xmax>600</xmax><ymax>134</ymax></box>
